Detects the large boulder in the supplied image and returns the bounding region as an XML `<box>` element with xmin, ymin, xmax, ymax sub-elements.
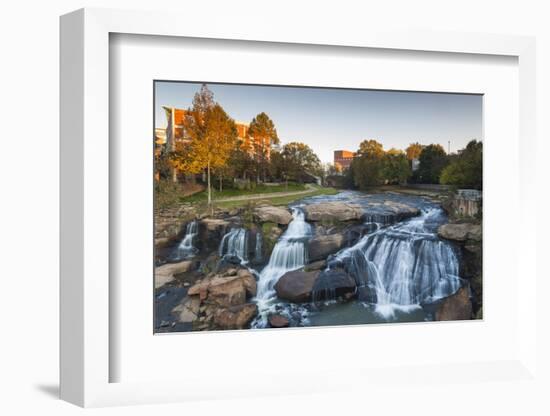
<box><xmin>254</xmin><ymin>206</ymin><xmax>293</xmax><ymax>225</ymax></box>
<box><xmin>435</xmin><ymin>286</ymin><xmax>473</xmax><ymax>321</ymax></box>
<box><xmin>199</xmin><ymin>218</ymin><xmax>232</xmax><ymax>252</ymax></box>
<box><xmin>312</xmin><ymin>269</ymin><xmax>356</xmax><ymax>301</ymax></box>
<box><xmin>437</xmin><ymin>223</ymin><xmax>482</xmax><ymax>242</ymax></box>
<box><xmin>274</xmin><ymin>270</ymin><xmax>320</xmax><ymax>303</ymax></box>
<box><xmin>213</xmin><ymin>303</ymin><xmax>258</xmax><ymax>330</ymax></box>
<box><xmin>308</xmin><ymin>234</ymin><xmax>346</xmax><ymax>262</ymax></box>
<box><xmin>172</xmin><ymin>296</ymin><xmax>200</xmax><ymax>323</ymax></box>
<box><xmin>187</xmin><ymin>268</ymin><xmax>257</xmax><ymax>307</ymax></box>
<box><xmin>303</xmin><ymin>202</ymin><xmax>363</xmax><ymax>222</ymax></box>
<box><xmin>155</xmin><ymin>260</ymin><xmax>199</xmax><ymax>289</ymax></box>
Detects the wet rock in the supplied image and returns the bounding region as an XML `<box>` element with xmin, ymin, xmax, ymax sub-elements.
<box><xmin>254</xmin><ymin>206</ymin><xmax>293</xmax><ymax>225</ymax></box>
<box><xmin>213</xmin><ymin>303</ymin><xmax>258</xmax><ymax>330</ymax></box>
<box><xmin>274</xmin><ymin>270</ymin><xmax>320</xmax><ymax>303</ymax></box>
<box><xmin>435</xmin><ymin>286</ymin><xmax>473</xmax><ymax>321</ymax></box>
<box><xmin>308</xmin><ymin>234</ymin><xmax>346</xmax><ymax>262</ymax></box>
<box><xmin>312</xmin><ymin>269</ymin><xmax>356</xmax><ymax>301</ymax></box>
<box><xmin>269</xmin><ymin>314</ymin><xmax>290</xmax><ymax>328</ymax></box>
<box><xmin>362</xmin><ymin>201</ymin><xmax>420</xmax><ymax>223</ymax></box>
<box><xmin>304</xmin><ymin>259</ymin><xmax>327</xmax><ymax>271</ymax></box>
<box><xmin>437</xmin><ymin>223</ymin><xmax>482</xmax><ymax>242</ymax></box>
<box><xmin>303</xmin><ymin>202</ymin><xmax>363</xmax><ymax>222</ymax></box>
<box><xmin>155</xmin><ymin>260</ymin><xmax>200</xmax><ymax>289</ymax></box>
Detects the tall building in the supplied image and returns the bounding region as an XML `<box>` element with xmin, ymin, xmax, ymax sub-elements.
<box><xmin>334</xmin><ymin>150</ymin><xmax>355</xmax><ymax>171</ymax></box>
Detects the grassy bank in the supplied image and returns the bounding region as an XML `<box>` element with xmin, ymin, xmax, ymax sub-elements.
<box><xmin>212</xmin><ymin>185</ymin><xmax>339</xmax><ymax>209</ymax></box>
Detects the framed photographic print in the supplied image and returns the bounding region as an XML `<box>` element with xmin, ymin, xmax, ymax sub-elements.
<box><xmin>60</xmin><ymin>7</ymin><xmax>540</xmax><ymax>408</ymax></box>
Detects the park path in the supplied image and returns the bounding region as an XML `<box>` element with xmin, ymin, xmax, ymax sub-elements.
<box><xmin>214</xmin><ymin>184</ymin><xmax>317</xmax><ymax>202</ymax></box>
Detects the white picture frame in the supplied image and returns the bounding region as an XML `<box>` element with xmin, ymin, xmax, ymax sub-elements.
<box><xmin>60</xmin><ymin>8</ymin><xmax>539</xmax><ymax>408</ymax></box>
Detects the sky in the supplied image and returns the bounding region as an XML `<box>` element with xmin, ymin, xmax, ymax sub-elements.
<box><xmin>155</xmin><ymin>81</ymin><xmax>483</xmax><ymax>164</ymax></box>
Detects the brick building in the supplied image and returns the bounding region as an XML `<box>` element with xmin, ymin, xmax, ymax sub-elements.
<box><xmin>333</xmin><ymin>150</ymin><xmax>355</xmax><ymax>171</ymax></box>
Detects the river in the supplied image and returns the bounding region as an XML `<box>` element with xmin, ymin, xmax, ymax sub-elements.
<box><xmin>156</xmin><ymin>190</ymin><xmax>463</xmax><ymax>330</ymax></box>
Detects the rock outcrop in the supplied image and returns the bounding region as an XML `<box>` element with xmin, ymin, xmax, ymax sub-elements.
<box><xmin>274</xmin><ymin>270</ymin><xmax>320</xmax><ymax>303</ymax></box>
<box><xmin>312</xmin><ymin>269</ymin><xmax>356</xmax><ymax>301</ymax></box>
<box><xmin>178</xmin><ymin>268</ymin><xmax>258</xmax><ymax>330</ymax></box>
<box><xmin>437</xmin><ymin>223</ymin><xmax>482</xmax><ymax>242</ymax></box>
<box><xmin>435</xmin><ymin>286</ymin><xmax>473</xmax><ymax>321</ymax></box>
<box><xmin>155</xmin><ymin>260</ymin><xmax>200</xmax><ymax>289</ymax></box>
<box><xmin>254</xmin><ymin>206</ymin><xmax>293</xmax><ymax>225</ymax></box>
<box><xmin>308</xmin><ymin>234</ymin><xmax>346</xmax><ymax>262</ymax></box>
<box><xmin>303</xmin><ymin>202</ymin><xmax>364</xmax><ymax>222</ymax></box>
<box><xmin>213</xmin><ymin>303</ymin><xmax>258</xmax><ymax>330</ymax></box>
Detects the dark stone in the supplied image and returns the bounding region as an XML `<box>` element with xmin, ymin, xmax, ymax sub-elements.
<box><xmin>274</xmin><ymin>270</ymin><xmax>320</xmax><ymax>303</ymax></box>
<box><xmin>308</xmin><ymin>234</ymin><xmax>346</xmax><ymax>262</ymax></box>
<box><xmin>269</xmin><ymin>314</ymin><xmax>290</xmax><ymax>328</ymax></box>
<box><xmin>311</xmin><ymin>269</ymin><xmax>356</xmax><ymax>301</ymax></box>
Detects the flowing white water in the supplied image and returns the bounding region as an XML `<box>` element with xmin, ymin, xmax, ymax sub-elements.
<box><xmin>331</xmin><ymin>207</ymin><xmax>461</xmax><ymax>318</ymax></box>
<box><xmin>255</xmin><ymin>208</ymin><xmax>312</xmax><ymax>301</ymax></box>
<box><xmin>219</xmin><ymin>228</ymin><xmax>248</xmax><ymax>262</ymax></box>
<box><xmin>174</xmin><ymin>220</ymin><xmax>198</xmax><ymax>259</ymax></box>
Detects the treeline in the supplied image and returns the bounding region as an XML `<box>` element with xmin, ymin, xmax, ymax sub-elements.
<box><xmin>156</xmin><ymin>84</ymin><xmax>323</xmax><ymax>203</ymax></box>
<box><xmin>341</xmin><ymin>139</ymin><xmax>482</xmax><ymax>190</ymax></box>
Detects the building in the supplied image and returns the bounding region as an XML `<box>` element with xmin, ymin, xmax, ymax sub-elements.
<box><xmin>333</xmin><ymin>150</ymin><xmax>355</xmax><ymax>171</ymax></box>
<box><xmin>160</xmin><ymin>107</ymin><xmax>269</xmax><ymax>159</ymax></box>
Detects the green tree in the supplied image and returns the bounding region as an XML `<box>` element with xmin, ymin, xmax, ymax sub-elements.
<box><xmin>440</xmin><ymin>140</ymin><xmax>482</xmax><ymax>189</ymax></box>
<box><xmin>351</xmin><ymin>139</ymin><xmax>385</xmax><ymax>188</ymax></box>
<box><xmin>278</xmin><ymin>142</ymin><xmax>322</xmax><ymax>183</ymax></box>
<box><xmin>171</xmin><ymin>84</ymin><xmax>237</xmax><ymax>204</ymax></box>
<box><xmin>383</xmin><ymin>149</ymin><xmax>410</xmax><ymax>184</ymax></box>
<box><xmin>417</xmin><ymin>144</ymin><xmax>448</xmax><ymax>184</ymax></box>
<box><xmin>248</xmin><ymin>112</ymin><xmax>279</xmax><ymax>182</ymax></box>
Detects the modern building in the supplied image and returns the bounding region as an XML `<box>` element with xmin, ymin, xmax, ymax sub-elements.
<box><xmin>333</xmin><ymin>150</ymin><xmax>355</xmax><ymax>171</ymax></box>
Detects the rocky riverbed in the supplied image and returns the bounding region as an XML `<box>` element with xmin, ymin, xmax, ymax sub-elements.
<box><xmin>155</xmin><ymin>190</ymin><xmax>482</xmax><ymax>332</ymax></box>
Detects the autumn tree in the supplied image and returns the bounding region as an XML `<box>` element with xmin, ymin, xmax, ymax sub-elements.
<box><xmin>171</xmin><ymin>84</ymin><xmax>237</xmax><ymax>204</ymax></box>
<box><xmin>416</xmin><ymin>144</ymin><xmax>448</xmax><ymax>184</ymax></box>
<box><xmin>248</xmin><ymin>112</ymin><xmax>279</xmax><ymax>182</ymax></box>
<box><xmin>405</xmin><ymin>142</ymin><xmax>423</xmax><ymax>161</ymax></box>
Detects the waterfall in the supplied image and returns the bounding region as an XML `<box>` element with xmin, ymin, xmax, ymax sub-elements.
<box><xmin>173</xmin><ymin>220</ymin><xmax>198</xmax><ymax>260</ymax></box>
<box><xmin>331</xmin><ymin>207</ymin><xmax>461</xmax><ymax>318</ymax></box>
<box><xmin>256</xmin><ymin>208</ymin><xmax>312</xmax><ymax>301</ymax></box>
<box><xmin>254</xmin><ymin>232</ymin><xmax>263</xmax><ymax>263</ymax></box>
<box><xmin>219</xmin><ymin>228</ymin><xmax>248</xmax><ymax>262</ymax></box>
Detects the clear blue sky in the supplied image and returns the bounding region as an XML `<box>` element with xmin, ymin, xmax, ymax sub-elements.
<box><xmin>155</xmin><ymin>81</ymin><xmax>482</xmax><ymax>164</ymax></box>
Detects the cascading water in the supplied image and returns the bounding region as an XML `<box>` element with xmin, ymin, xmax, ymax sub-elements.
<box><xmin>250</xmin><ymin>208</ymin><xmax>312</xmax><ymax>327</ymax></box>
<box><xmin>256</xmin><ymin>207</ymin><xmax>312</xmax><ymax>301</ymax></box>
<box><xmin>330</xmin><ymin>207</ymin><xmax>461</xmax><ymax>318</ymax></box>
<box><xmin>219</xmin><ymin>228</ymin><xmax>248</xmax><ymax>262</ymax></box>
<box><xmin>254</xmin><ymin>232</ymin><xmax>263</xmax><ymax>263</ymax></box>
<box><xmin>173</xmin><ymin>220</ymin><xmax>198</xmax><ymax>260</ymax></box>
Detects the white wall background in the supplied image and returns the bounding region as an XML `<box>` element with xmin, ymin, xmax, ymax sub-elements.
<box><xmin>0</xmin><ymin>0</ymin><xmax>548</xmax><ymax>415</ymax></box>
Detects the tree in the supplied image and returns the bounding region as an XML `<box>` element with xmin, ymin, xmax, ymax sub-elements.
<box><xmin>248</xmin><ymin>112</ymin><xmax>279</xmax><ymax>182</ymax></box>
<box><xmin>277</xmin><ymin>142</ymin><xmax>322</xmax><ymax>183</ymax></box>
<box><xmin>351</xmin><ymin>139</ymin><xmax>386</xmax><ymax>188</ymax></box>
<box><xmin>416</xmin><ymin>144</ymin><xmax>448</xmax><ymax>184</ymax></box>
<box><xmin>171</xmin><ymin>84</ymin><xmax>237</xmax><ymax>204</ymax></box>
<box><xmin>383</xmin><ymin>149</ymin><xmax>410</xmax><ymax>184</ymax></box>
<box><xmin>405</xmin><ymin>142</ymin><xmax>423</xmax><ymax>161</ymax></box>
<box><xmin>440</xmin><ymin>140</ymin><xmax>482</xmax><ymax>189</ymax></box>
